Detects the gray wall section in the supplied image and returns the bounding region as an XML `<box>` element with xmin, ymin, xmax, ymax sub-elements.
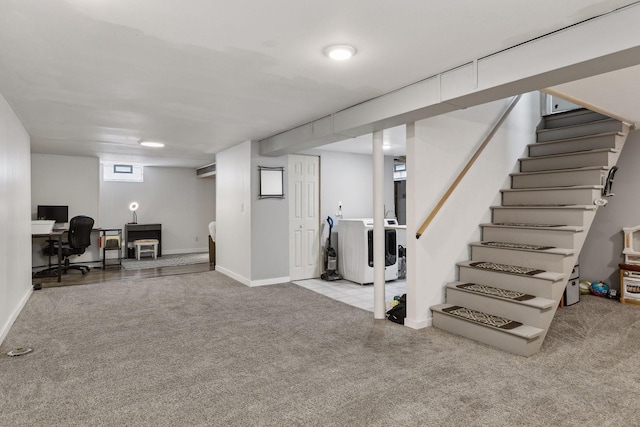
<box><xmin>580</xmin><ymin>129</ymin><xmax>640</xmax><ymax>290</ymax></box>
<box><xmin>250</xmin><ymin>141</ymin><xmax>290</xmax><ymax>281</ymax></box>
<box><xmin>31</xmin><ymin>154</ymin><xmax>100</xmax><ymax>223</ymax></box>
<box><xmin>249</xmin><ymin>144</ymin><xmax>397</xmax><ymax>282</ymax></box>
<box><xmin>31</xmin><ymin>155</ymin><xmax>216</xmax><ymax>260</ymax></box>
<box><xmin>100</xmin><ymin>166</ymin><xmax>215</xmax><ymax>254</ymax></box>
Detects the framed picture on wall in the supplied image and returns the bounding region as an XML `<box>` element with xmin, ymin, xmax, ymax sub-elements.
<box><xmin>259</xmin><ymin>166</ymin><xmax>284</xmax><ymax>199</ymax></box>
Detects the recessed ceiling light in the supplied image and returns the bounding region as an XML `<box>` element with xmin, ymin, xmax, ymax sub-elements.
<box><xmin>140</xmin><ymin>141</ymin><xmax>164</xmax><ymax>148</ymax></box>
<box><xmin>324</xmin><ymin>44</ymin><xmax>357</xmax><ymax>61</ymax></box>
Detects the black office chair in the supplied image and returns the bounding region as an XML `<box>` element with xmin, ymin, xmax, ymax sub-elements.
<box><xmin>43</xmin><ymin>215</ymin><xmax>95</xmax><ymax>275</ymax></box>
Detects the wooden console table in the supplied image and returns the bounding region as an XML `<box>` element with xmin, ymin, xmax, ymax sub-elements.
<box><xmin>125</xmin><ymin>224</ymin><xmax>162</xmax><ymax>258</ymax></box>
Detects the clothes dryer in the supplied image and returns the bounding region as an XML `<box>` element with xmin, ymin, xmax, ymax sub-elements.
<box><xmin>338</xmin><ymin>218</ymin><xmax>398</xmax><ymax>285</ymax></box>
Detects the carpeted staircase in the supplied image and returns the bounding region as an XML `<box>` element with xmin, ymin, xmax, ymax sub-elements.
<box><xmin>432</xmin><ymin>108</ymin><xmax>631</xmax><ymax>356</ymax></box>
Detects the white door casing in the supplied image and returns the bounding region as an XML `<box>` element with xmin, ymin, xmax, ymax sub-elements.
<box><xmin>289</xmin><ymin>155</ymin><xmax>320</xmax><ymax>280</ymax></box>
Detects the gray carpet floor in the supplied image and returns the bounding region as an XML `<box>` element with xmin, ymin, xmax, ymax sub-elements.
<box><xmin>1</xmin><ymin>271</ymin><xmax>639</xmax><ymax>426</ymax></box>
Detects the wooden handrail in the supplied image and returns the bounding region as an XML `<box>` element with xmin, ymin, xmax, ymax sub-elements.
<box><xmin>416</xmin><ymin>94</ymin><xmax>522</xmax><ymax>239</ymax></box>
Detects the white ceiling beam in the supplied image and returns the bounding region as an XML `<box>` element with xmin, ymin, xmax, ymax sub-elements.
<box><xmin>260</xmin><ymin>3</ymin><xmax>640</xmax><ymax>157</ymax></box>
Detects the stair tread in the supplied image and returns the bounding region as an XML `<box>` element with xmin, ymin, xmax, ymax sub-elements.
<box><xmin>510</xmin><ymin>166</ymin><xmax>608</xmax><ymax>177</ymax></box>
<box><xmin>501</xmin><ymin>185</ymin><xmax>603</xmax><ymax>193</ymax></box>
<box><xmin>481</xmin><ymin>223</ymin><xmax>584</xmax><ymax>232</ymax></box>
<box><xmin>528</xmin><ymin>131</ymin><xmax>622</xmax><ymax>147</ymax></box>
<box><xmin>432</xmin><ymin>303</ymin><xmax>544</xmax><ymax>339</ymax></box>
<box><xmin>536</xmin><ymin>117</ymin><xmax>621</xmax><ymax>134</ymax></box>
<box><xmin>491</xmin><ymin>204</ymin><xmax>597</xmax><ymax>211</ymax></box>
<box><xmin>457</xmin><ymin>260</ymin><xmax>565</xmax><ymax>282</ymax></box>
<box><xmin>470</xmin><ymin>241</ymin><xmax>574</xmax><ymax>256</ymax></box>
<box><xmin>446</xmin><ymin>281</ymin><xmax>556</xmax><ymax>309</ymax></box>
<box><xmin>519</xmin><ymin>147</ymin><xmax>619</xmax><ymax>162</ymax></box>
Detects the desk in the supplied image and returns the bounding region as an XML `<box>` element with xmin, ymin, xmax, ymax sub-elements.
<box><xmin>125</xmin><ymin>224</ymin><xmax>162</xmax><ymax>258</ymax></box>
<box><xmin>32</xmin><ymin>230</ymin><xmax>64</xmax><ymax>285</ymax></box>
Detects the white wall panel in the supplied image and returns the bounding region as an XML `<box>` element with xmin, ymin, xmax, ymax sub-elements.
<box><xmin>405</xmin><ymin>92</ymin><xmax>540</xmax><ymax>328</ymax></box>
<box><xmin>0</xmin><ymin>91</ymin><xmax>32</xmax><ymax>344</ymax></box>
<box><xmin>217</xmin><ymin>141</ymin><xmax>252</xmax><ymax>284</ymax></box>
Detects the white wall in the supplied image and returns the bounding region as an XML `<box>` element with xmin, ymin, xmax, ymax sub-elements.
<box><xmin>303</xmin><ymin>149</ymin><xmax>396</xmax><ymax>252</ymax></box>
<box><xmin>580</xmin><ymin>129</ymin><xmax>640</xmax><ymax>289</ymax></box>
<box><xmin>405</xmin><ymin>92</ymin><xmax>540</xmax><ymax>328</ymax></box>
<box><xmin>100</xmin><ymin>166</ymin><xmax>215</xmax><ymax>255</ymax></box>
<box><xmin>216</xmin><ymin>141</ymin><xmax>252</xmax><ymax>284</ymax></box>
<box><xmin>31</xmin><ymin>154</ymin><xmax>100</xmax><ymax>267</ymax></box>
<box><xmin>0</xmin><ymin>92</ymin><xmax>32</xmax><ymax>345</ymax></box>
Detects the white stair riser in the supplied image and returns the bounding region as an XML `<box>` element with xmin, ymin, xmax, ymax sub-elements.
<box><xmin>446</xmin><ymin>287</ymin><xmax>556</xmax><ymax>328</ymax></box>
<box><xmin>482</xmin><ymin>226</ymin><xmax>580</xmax><ymax>248</ymax></box>
<box><xmin>542</xmin><ymin>110</ymin><xmax>609</xmax><ymax>129</ymax></box>
<box><xmin>537</xmin><ymin>120</ymin><xmax>627</xmax><ymax>142</ymax></box>
<box><xmin>529</xmin><ymin>133</ymin><xmax>623</xmax><ymax>157</ymax></box>
<box><xmin>492</xmin><ymin>207</ymin><xmax>595</xmax><ymax>226</ymax></box>
<box><xmin>458</xmin><ymin>266</ymin><xmax>565</xmax><ymax>300</ymax></box>
<box><xmin>502</xmin><ymin>187</ymin><xmax>601</xmax><ymax>206</ymax></box>
<box><xmin>520</xmin><ymin>150</ymin><xmax>617</xmax><ymax>172</ymax></box>
<box><xmin>471</xmin><ymin>245</ymin><xmax>573</xmax><ymax>272</ymax></box>
<box><xmin>432</xmin><ymin>311</ymin><xmax>543</xmax><ymax>357</ymax></box>
<box><xmin>511</xmin><ymin>169</ymin><xmax>606</xmax><ymax>188</ymax></box>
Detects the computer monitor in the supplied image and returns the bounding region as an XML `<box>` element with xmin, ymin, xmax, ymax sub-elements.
<box><xmin>37</xmin><ymin>205</ymin><xmax>69</xmax><ymax>224</ymax></box>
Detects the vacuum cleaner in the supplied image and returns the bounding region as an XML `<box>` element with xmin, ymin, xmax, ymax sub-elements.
<box><xmin>321</xmin><ymin>216</ymin><xmax>342</xmax><ymax>281</ymax></box>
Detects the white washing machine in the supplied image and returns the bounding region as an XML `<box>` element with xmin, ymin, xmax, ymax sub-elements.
<box><xmin>338</xmin><ymin>218</ymin><xmax>398</xmax><ymax>285</ymax></box>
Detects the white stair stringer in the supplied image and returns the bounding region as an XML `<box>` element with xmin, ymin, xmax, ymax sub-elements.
<box><xmin>431</xmin><ymin>108</ymin><xmax>630</xmax><ymax>356</ymax></box>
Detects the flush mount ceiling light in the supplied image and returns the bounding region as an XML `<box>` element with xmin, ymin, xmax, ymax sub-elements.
<box><xmin>140</xmin><ymin>141</ymin><xmax>165</xmax><ymax>148</ymax></box>
<box><xmin>324</xmin><ymin>44</ymin><xmax>357</xmax><ymax>61</ymax></box>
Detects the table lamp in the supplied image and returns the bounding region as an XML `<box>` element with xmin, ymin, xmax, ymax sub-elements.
<box><xmin>129</xmin><ymin>202</ymin><xmax>138</xmax><ymax>224</ymax></box>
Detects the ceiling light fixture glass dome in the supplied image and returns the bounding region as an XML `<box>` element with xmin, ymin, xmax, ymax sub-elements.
<box><xmin>324</xmin><ymin>44</ymin><xmax>357</xmax><ymax>61</ymax></box>
<box><xmin>140</xmin><ymin>141</ymin><xmax>165</xmax><ymax>148</ymax></box>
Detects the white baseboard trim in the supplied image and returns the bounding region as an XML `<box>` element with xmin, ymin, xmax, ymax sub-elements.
<box><xmin>215</xmin><ymin>266</ymin><xmax>250</xmax><ymax>286</ymax></box>
<box><xmin>249</xmin><ymin>276</ymin><xmax>290</xmax><ymax>287</ymax></box>
<box><xmin>0</xmin><ymin>285</ymin><xmax>33</xmax><ymax>346</ymax></box>
<box><xmin>404</xmin><ymin>316</ymin><xmax>432</xmax><ymax>329</ymax></box>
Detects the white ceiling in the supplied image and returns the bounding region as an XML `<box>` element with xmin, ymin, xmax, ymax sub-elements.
<box><xmin>0</xmin><ymin>0</ymin><xmax>638</xmax><ymax>167</ymax></box>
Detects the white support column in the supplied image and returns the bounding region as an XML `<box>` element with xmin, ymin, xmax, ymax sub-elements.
<box><xmin>404</xmin><ymin>122</ymin><xmax>424</xmax><ymax>328</ymax></box>
<box><xmin>373</xmin><ymin>130</ymin><xmax>385</xmax><ymax>319</ymax></box>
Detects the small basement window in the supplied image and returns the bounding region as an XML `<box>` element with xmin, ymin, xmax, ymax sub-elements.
<box><xmin>103</xmin><ymin>163</ymin><xmax>144</xmax><ymax>182</ymax></box>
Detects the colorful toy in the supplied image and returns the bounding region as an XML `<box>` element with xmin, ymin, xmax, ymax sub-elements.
<box><xmin>590</xmin><ymin>281</ymin><xmax>610</xmax><ymax>297</ymax></box>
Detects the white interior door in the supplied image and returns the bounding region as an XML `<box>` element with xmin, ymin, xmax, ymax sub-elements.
<box><xmin>289</xmin><ymin>154</ymin><xmax>320</xmax><ymax>281</ymax></box>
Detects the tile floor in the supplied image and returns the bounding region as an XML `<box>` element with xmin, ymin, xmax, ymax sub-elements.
<box><xmin>293</xmin><ymin>278</ymin><xmax>406</xmax><ymax>312</ymax></box>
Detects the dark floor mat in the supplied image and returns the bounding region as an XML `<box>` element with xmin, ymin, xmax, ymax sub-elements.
<box><xmin>441</xmin><ymin>305</ymin><xmax>522</xmax><ymax>330</ymax></box>
<box><xmin>456</xmin><ymin>283</ymin><xmax>535</xmax><ymax>301</ymax></box>
<box><xmin>469</xmin><ymin>261</ymin><xmax>545</xmax><ymax>276</ymax></box>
